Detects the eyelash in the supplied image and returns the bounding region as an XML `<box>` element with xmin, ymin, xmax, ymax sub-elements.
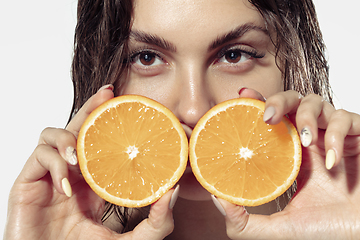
<box><xmin>128</xmin><ymin>45</ymin><xmax>265</xmax><ymax>69</ymax></box>
<box><xmin>129</xmin><ymin>48</ymin><xmax>165</xmax><ymax>65</ymax></box>
<box><xmin>216</xmin><ymin>45</ymin><xmax>265</xmax><ymax>62</ymax></box>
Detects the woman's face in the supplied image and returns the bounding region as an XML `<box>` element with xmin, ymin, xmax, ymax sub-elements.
<box><xmin>119</xmin><ymin>0</ymin><xmax>283</xmax><ymax>201</ymax></box>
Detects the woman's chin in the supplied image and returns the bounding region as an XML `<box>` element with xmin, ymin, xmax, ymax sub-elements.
<box><xmin>177</xmin><ymin>167</ymin><xmax>212</xmax><ymax>201</ymax></box>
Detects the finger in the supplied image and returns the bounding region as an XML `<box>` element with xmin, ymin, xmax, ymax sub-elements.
<box><xmin>238</xmin><ymin>87</ymin><xmax>266</xmax><ymax>102</ymax></box>
<box><xmin>295</xmin><ymin>94</ymin><xmax>335</xmax><ymax>147</ymax></box>
<box><xmin>264</xmin><ymin>92</ymin><xmax>336</xmax><ymax>148</ymax></box>
<box><xmin>212</xmin><ymin>196</ymin><xmax>249</xmax><ymax>237</ymax></box>
<box><xmin>39</xmin><ymin>127</ymin><xmax>78</xmax><ymax>165</ymax></box>
<box><xmin>324</xmin><ymin>110</ymin><xmax>360</xmax><ymax>169</ymax></box>
<box><xmin>263</xmin><ymin>90</ymin><xmax>302</xmax><ymax>124</ymax></box>
<box><xmin>19</xmin><ymin>143</ymin><xmax>70</xmax><ymax>196</ymax></box>
<box><xmin>128</xmin><ymin>188</ymin><xmax>177</xmax><ymax>240</ymax></box>
<box><xmin>18</xmin><ymin>127</ymin><xmax>79</xmax><ymax>197</ymax></box>
<box><xmin>213</xmin><ymin>197</ymin><xmax>287</xmax><ymax>239</ymax></box>
<box><xmin>66</xmin><ymin>84</ymin><xmax>114</xmax><ymax>137</ymax></box>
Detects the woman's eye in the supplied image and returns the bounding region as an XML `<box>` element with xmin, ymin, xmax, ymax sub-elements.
<box><xmin>132</xmin><ymin>51</ymin><xmax>163</xmax><ymax>67</ymax></box>
<box><xmin>219</xmin><ymin>50</ymin><xmax>251</xmax><ymax>64</ymax></box>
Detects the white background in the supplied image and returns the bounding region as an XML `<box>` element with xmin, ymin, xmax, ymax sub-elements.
<box><xmin>1</xmin><ymin>0</ymin><xmax>359</xmax><ymax>237</ymax></box>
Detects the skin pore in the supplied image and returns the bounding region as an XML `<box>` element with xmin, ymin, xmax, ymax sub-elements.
<box><xmin>118</xmin><ymin>0</ymin><xmax>283</xmax><ymax>238</ymax></box>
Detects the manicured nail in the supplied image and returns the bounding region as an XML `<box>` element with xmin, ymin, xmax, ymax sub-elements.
<box><xmin>211</xmin><ymin>195</ymin><xmax>226</xmax><ymax>216</ymax></box>
<box><xmin>326</xmin><ymin>149</ymin><xmax>336</xmax><ymax>170</ymax></box>
<box><xmin>61</xmin><ymin>178</ymin><xmax>72</xmax><ymax>197</ymax></box>
<box><xmin>300</xmin><ymin>127</ymin><xmax>312</xmax><ymax>147</ymax></box>
<box><xmin>263</xmin><ymin>106</ymin><xmax>276</xmax><ymax>122</ymax></box>
<box><xmin>97</xmin><ymin>84</ymin><xmax>114</xmax><ymax>93</ymax></box>
<box><xmin>169</xmin><ymin>185</ymin><xmax>180</xmax><ymax>209</ymax></box>
<box><xmin>65</xmin><ymin>146</ymin><xmax>78</xmax><ymax>165</ymax></box>
<box><xmin>238</xmin><ymin>87</ymin><xmax>248</xmax><ymax>96</ymax></box>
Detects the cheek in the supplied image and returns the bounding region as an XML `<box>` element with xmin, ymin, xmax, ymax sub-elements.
<box><xmin>245</xmin><ymin>59</ymin><xmax>283</xmax><ymax>98</ymax></box>
<box><xmin>207</xmin><ymin>53</ymin><xmax>283</xmax><ymax>101</ymax></box>
<box><xmin>208</xmin><ymin>68</ymin><xmax>283</xmax><ymax>103</ymax></box>
<box><xmin>259</xmin><ymin>75</ymin><xmax>283</xmax><ymax>98</ymax></box>
<box><xmin>117</xmin><ymin>73</ymin><xmax>180</xmax><ymax>110</ymax></box>
<box><xmin>118</xmin><ymin>73</ymin><xmax>165</xmax><ymax>96</ymax></box>
<box><xmin>263</xmin><ymin>66</ymin><xmax>283</xmax><ymax>97</ymax></box>
<box><xmin>261</xmin><ymin>55</ymin><xmax>284</xmax><ymax>96</ymax></box>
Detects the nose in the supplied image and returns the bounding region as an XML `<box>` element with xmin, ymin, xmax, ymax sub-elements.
<box><xmin>173</xmin><ymin>67</ymin><xmax>214</xmax><ymax>130</ymax></box>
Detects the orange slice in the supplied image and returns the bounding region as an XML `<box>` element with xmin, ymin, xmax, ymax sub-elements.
<box><xmin>189</xmin><ymin>98</ymin><xmax>301</xmax><ymax>206</ymax></box>
<box><xmin>77</xmin><ymin>95</ymin><xmax>188</xmax><ymax>207</ymax></box>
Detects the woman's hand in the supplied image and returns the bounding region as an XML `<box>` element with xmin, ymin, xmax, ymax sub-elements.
<box><xmin>216</xmin><ymin>90</ymin><xmax>360</xmax><ymax>239</ymax></box>
<box><xmin>4</xmin><ymin>85</ymin><xmax>176</xmax><ymax>240</ymax></box>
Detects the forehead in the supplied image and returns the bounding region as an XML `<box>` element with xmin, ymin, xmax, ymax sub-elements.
<box><xmin>131</xmin><ymin>0</ymin><xmax>265</xmax><ymax>41</ymax></box>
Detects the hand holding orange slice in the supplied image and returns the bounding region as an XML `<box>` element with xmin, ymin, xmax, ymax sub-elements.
<box><xmin>77</xmin><ymin>96</ymin><xmax>301</xmax><ymax>208</ymax></box>
<box><xmin>189</xmin><ymin>98</ymin><xmax>301</xmax><ymax>206</ymax></box>
<box><xmin>77</xmin><ymin>95</ymin><xmax>188</xmax><ymax>207</ymax></box>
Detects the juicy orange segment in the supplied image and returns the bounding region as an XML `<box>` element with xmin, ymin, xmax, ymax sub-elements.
<box><xmin>77</xmin><ymin>95</ymin><xmax>188</xmax><ymax>207</ymax></box>
<box><xmin>189</xmin><ymin>98</ymin><xmax>301</xmax><ymax>206</ymax></box>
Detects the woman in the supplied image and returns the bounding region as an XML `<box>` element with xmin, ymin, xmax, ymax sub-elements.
<box><xmin>5</xmin><ymin>0</ymin><xmax>360</xmax><ymax>239</ymax></box>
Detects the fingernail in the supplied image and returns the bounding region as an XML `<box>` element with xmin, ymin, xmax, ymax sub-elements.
<box><xmin>97</xmin><ymin>84</ymin><xmax>114</xmax><ymax>93</ymax></box>
<box><xmin>169</xmin><ymin>185</ymin><xmax>180</xmax><ymax>209</ymax></box>
<box><xmin>211</xmin><ymin>195</ymin><xmax>226</xmax><ymax>216</ymax></box>
<box><xmin>61</xmin><ymin>178</ymin><xmax>72</xmax><ymax>197</ymax></box>
<box><xmin>300</xmin><ymin>127</ymin><xmax>312</xmax><ymax>147</ymax></box>
<box><xmin>238</xmin><ymin>87</ymin><xmax>248</xmax><ymax>96</ymax></box>
<box><xmin>326</xmin><ymin>149</ymin><xmax>336</xmax><ymax>170</ymax></box>
<box><xmin>65</xmin><ymin>146</ymin><xmax>78</xmax><ymax>165</ymax></box>
<box><xmin>263</xmin><ymin>106</ymin><xmax>276</xmax><ymax>122</ymax></box>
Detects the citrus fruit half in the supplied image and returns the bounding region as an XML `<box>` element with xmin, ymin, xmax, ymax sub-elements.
<box><xmin>189</xmin><ymin>98</ymin><xmax>301</xmax><ymax>207</ymax></box>
<box><xmin>77</xmin><ymin>95</ymin><xmax>188</xmax><ymax>207</ymax></box>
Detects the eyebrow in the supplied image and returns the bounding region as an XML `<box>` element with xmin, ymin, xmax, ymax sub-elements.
<box><xmin>129</xmin><ymin>23</ymin><xmax>267</xmax><ymax>53</ymax></box>
<box><xmin>209</xmin><ymin>23</ymin><xmax>268</xmax><ymax>51</ymax></box>
<box><xmin>129</xmin><ymin>30</ymin><xmax>177</xmax><ymax>52</ymax></box>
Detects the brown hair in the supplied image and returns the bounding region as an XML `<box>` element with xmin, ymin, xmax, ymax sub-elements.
<box><xmin>70</xmin><ymin>0</ymin><xmax>133</xmax><ymax>120</ymax></box>
<box><xmin>70</xmin><ymin>0</ymin><xmax>331</xmax><ymax>232</ymax></box>
<box><xmin>250</xmin><ymin>0</ymin><xmax>332</xmax><ymax>103</ymax></box>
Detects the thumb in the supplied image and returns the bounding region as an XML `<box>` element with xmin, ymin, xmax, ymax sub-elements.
<box><xmin>214</xmin><ymin>196</ymin><xmax>287</xmax><ymax>239</ymax></box>
<box><xmin>127</xmin><ymin>186</ymin><xmax>179</xmax><ymax>240</ymax></box>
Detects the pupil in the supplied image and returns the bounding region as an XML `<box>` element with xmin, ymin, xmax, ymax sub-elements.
<box><xmin>140</xmin><ymin>53</ymin><xmax>155</xmax><ymax>65</ymax></box>
<box><xmin>229</xmin><ymin>52</ymin><xmax>238</xmax><ymax>59</ymax></box>
<box><xmin>226</xmin><ymin>51</ymin><xmax>240</xmax><ymax>63</ymax></box>
<box><xmin>143</xmin><ymin>54</ymin><xmax>152</xmax><ymax>62</ymax></box>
